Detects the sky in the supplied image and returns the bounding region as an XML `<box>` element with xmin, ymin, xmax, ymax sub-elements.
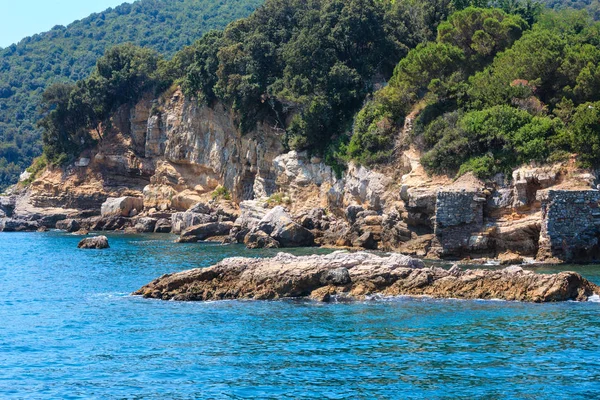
<box><xmin>0</xmin><ymin>0</ymin><xmax>133</xmax><ymax>48</ymax></box>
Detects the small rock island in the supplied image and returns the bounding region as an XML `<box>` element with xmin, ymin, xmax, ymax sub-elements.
<box><xmin>134</xmin><ymin>252</ymin><xmax>600</xmax><ymax>303</ymax></box>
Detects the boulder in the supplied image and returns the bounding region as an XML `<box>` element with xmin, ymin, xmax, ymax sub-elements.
<box><xmin>171</xmin><ymin>190</ymin><xmax>204</xmax><ymax>211</ymax></box>
<box><xmin>134</xmin><ymin>251</ymin><xmax>600</xmax><ymax>303</ymax></box>
<box><xmin>154</xmin><ymin>218</ymin><xmax>172</xmax><ymax>233</ymax></box>
<box><xmin>345</xmin><ymin>205</ymin><xmax>364</xmax><ymax>224</ymax></box>
<box><xmin>178</xmin><ymin>222</ymin><xmax>234</xmax><ymax>243</ymax></box>
<box><xmin>78</xmin><ymin>235</ymin><xmax>110</xmax><ymax>249</ymax></box>
<box><xmin>56</xmin><ymin>219</ymin><xmax>81</xmax><ymax>233</ymax></box>
<box><xmin>498</xmin><ymin>251</ymin><xmax>525</xmax><ymax>266</ymax></box>
<box><xmin>354</xmin><ymin>232</ymin><xmax>377</xmax><ymax>250</ymax></box>
<box><xmin>251</xmin><ymin>206</ymin><xmax>314</xmax><ymax>248</ymax></box>
<box><xmin>134</xmin><ymin>217</ymin><xmax>157</xmax><ymax>233</ymax></box>
<box><xmin>297</xmin><ymin>208</ymin><xmax>328</xmax><ymax>230</ymax></box>
<box><xmin>234</xmin><ymin>201</ymin><xmax>269</xmax><ymax>231</ymax></box>
<box><xmin>244</xmin><ymin>230</ymin><xmax>280</xmax><ymax>249</ymax></box>
<box><xmin>101</xmin><ymin>197</ymin><xmax>144</xmax><ymax>217</ymax></box>
<box><xmin>188</xmin><ymin>202</ymin><xmax>212</xmax><ymax>214</ymax></box>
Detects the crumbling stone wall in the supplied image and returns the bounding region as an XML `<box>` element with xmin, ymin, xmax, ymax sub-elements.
<box><xmin>433</xmin><ymin>191</ymin><xmax>486</xmax><ymax>256</ymax></box>
<box><xmin>537</xmin><ymin>190</ymin><xmax>600</xmax><ymax>261</ymax></box>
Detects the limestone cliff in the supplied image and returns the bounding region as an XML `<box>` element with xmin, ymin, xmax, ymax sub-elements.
<box><xmin>3</xmin><ymin>88</ymin><xmax>600</xmax><ymax>263</ymax></box>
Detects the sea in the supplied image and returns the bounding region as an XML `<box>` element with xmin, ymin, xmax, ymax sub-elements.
<box><xmin>1</xmin><ymin>231</ymin><xmax>599</xmax><ymax>399</ymax></box>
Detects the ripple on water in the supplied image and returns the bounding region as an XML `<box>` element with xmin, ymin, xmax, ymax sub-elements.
<box><xmin>1</xmin><ymin>231</ymin><xmax>600</xmax><ymax>399</ymax></box>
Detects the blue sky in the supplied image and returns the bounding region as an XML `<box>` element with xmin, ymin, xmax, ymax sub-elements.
<box><xmin>1</xmin><ymin>0</ymin><xmax>132</xmax><ymax>48</ymax></box>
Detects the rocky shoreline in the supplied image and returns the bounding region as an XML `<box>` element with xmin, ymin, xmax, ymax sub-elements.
<box><xmin>3</xmin><ymin>89</ymin><xmax>600</xmax><ymax>265</ymax></box>
<box><xmin>133</xmin><ymin>252</ymin><xmax>600</xmax><ymax>303</ymax></box>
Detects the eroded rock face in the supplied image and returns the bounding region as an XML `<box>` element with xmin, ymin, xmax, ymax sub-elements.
<box><xmin>16</xmin><ymin>85</ymin><xmax>600</xmax><ymax>264</ymax></box>
<box><xmin>178</xmin><ymin>222</ymin><xmax>234</xmax><ymax>243</ymax></box>
<box><xmin>0</xmin><ymin>196</ymin><xmax>15</xmax><ymax>217</ymax></box>
<box><xmin>0</xmin><ymin>218</ymin><xmax>39</xmax><ymax>232</ymax></box>
<box><xmin>78</xmin><ymin>235</ymin><xmax>109</xmax><ymax>249</ymax></box>
<box><xmin>134</xmin><ymin>251</ymin><xmax>599</xmax><ymax>303</ymax></box>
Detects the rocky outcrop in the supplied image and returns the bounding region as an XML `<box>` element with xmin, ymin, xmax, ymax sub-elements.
<box><xmin>78</xmin><ymin>235</ymin><xmax>110</xmax><ymax>249</ymax></box>
<box><xmin>13</xmin><ymin>84</ymin><xmax>600</xmax><ymax>263</ymax></box>
<box><xmin>154</xmin><ymin>218</ymin><xmax>172</xmax><ymax>233</ymax></box>
<box><xmin>134</xmin><ymin>217</ymin><xmax>157</xmax><ymax>233</ymax></box>
<box><xmin>134</xmin><ymin>251</ymin><xmax>599</xmax><ymax>302</ymax></box>
<box><xmin>0</xmin><ymin>218</ymin><xmax>40</xmax><ymax>232</ymax></box>
<box><xmin>171</xmin><ymin>202</ymin><xmax>238</xmax><ymax>234</ymax></box>
<box><xmin>0</xmin><ymin>196</ymin><xmax>15</xmax><ymax>218</ymax></box>
<box><xmin>432</xmin><ymin>190</ymin><xmax>487</xmax><ymax>257</ymax></box>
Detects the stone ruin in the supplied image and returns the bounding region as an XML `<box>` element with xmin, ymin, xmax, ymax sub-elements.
<box><xmin>537</xmin><ymin>190</ymin><xmax>600</xmax><ymax>262</ymax></box>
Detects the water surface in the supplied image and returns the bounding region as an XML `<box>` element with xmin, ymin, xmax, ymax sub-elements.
<box><xmin>1</xmin><ymin>232</ymin><xmax>599</xmax><ymax>399</ymax></box>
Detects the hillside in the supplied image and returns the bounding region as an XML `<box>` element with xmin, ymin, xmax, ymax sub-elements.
<box><xmin>39</xmin><ymin>0</ymin><xmax>600</xmax><ymax>178</ymax></box>
<box><xmin>4</xmin><ymin>0</ymin><xmax>600</xmax><ymax>264</ymax></box>
<box><xmin>0</xmin><ymin>0</ymin><xmax>263</xmax><ymax>191</ymax></box>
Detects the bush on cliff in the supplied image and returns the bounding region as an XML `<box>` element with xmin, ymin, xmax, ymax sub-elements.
<box><xmin>40</xmin><ymin>44</ymin><xmax>168</xmax><ymax>164</ymax></box>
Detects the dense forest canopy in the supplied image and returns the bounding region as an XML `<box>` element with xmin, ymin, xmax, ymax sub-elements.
<box><xmin>0</xmin><ymin>0</ymin><xmax>262</xmax><ymax>191</ymax></box>
<box><xmin>17</xmin><ymin>0</ymin><xmax>600</xmax><ymax>189</ymax></box>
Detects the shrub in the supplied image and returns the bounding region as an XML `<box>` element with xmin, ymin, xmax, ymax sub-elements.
<box><xmin>211</xmin><ymin>185</ymin><xmax>232</xmax><ymax>201</ymax></box>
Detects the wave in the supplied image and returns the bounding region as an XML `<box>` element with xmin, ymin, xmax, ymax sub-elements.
<box><xmin>587</xmin><ymin>294</ymin><xmax>600</xmax><ymax>303</ymax></box>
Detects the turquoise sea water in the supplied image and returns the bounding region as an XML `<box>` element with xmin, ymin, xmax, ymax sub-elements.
<box><xmin>1</xmin><ymin>232</ymin><xmax>600</xmax><ymax>399</ymax></box>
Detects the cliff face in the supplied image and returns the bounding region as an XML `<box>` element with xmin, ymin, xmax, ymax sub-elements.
<box><xmin>3</xmin><ymin>88</ymin><xmax>600</xmax><ymax>263</ymax></box>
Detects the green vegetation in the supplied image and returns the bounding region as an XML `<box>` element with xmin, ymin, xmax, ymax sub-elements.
<box><xmin>21</xmin><ymin>155</ymin><xmax>47</xmax><ymax>186</ymax></box>
<box><xmin>212</xmin><ymin>185</ymin><xmax>232</xmax><ymax>201</ymax></box>
<box><xmin>40</xmin><ymin>44</ymin><xmax>168</xmax><ymax>164</ymax></box>
<box><xmin>33</xmin><ymin>0</ymin><xmax>600</xmax><ymax>184</ymax></box>
<box><xmin>347</xmin><ymin>5</ymin><xmax>600</xmax><ymax>178</ymax></box>
<box><xmin>180</xmin><ymin>0</ymin><xmax>462</xmax><ymax>154</ymax></box>
<box><xmin>0</xmin><ymin>0</ymin><xmax>262</xmax><ymax>190</ymax></box>
<box><xmin>267</xmin><ymin>192</ymin><xmax>291</xmax><ymax>207</ymax></box>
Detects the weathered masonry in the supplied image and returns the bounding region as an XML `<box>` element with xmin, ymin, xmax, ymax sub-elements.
<box><xmin>433</xmin><ymin>190</ymin><xmax>486</xmax><ymax>257</ymax></box>
<box><xmin>537</xmin><ymin>190</ymin><xmax>600</xmax><ymax>261</ymax></box>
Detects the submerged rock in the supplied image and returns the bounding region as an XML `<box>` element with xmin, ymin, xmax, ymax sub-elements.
<box><xmin>78</xmin><ymin>235</ymin><xmax>110</xmax><ymax>249</ymax></box>
<box><xmin>134</xmin><ymin>251</ymin><xmax>600</xmax><ymax>303</ymax></box>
